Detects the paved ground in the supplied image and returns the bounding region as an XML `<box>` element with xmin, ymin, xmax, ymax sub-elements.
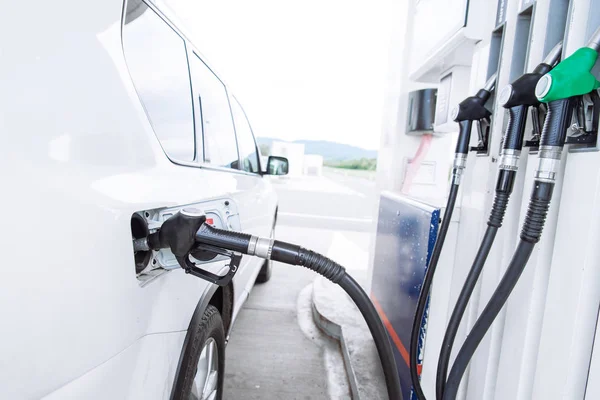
<box><xmin>273</xmin><ymin>169</ymin><xmax>376</xmax><ymax>231</ymax></box>
<box><xmin>223</xmin><ymin>170</ymin><xmax>376</xmax><ymax>399</ymax></box>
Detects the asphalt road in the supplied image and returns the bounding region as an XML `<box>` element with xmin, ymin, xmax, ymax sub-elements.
<box><xmin>224</xmin><ymin>169</ymin><xmax>377</xmax><ymax>399</ymax></box>
<box><xmin>272</xmin><ymin>168</ymin><xmax>377</xmax><ymax>231</ymax></box>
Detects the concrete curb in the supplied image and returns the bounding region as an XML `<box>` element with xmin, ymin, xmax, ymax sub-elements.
<box><xmin>311</xmin><ymin>288</ymin><xmax>361</xmax><ymax>399</ymax></box>
<box><xmin>311</xmin><ymin>275</ymin><xmax>387</xmax><ymax>400</ymax></box>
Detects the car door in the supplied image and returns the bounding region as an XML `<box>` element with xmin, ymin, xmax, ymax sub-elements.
<box><xmin>124</xmin><ymin>0</ymin><xmax>252</xmax><ymax>333</ymax></box>
<box><xmin>229</xmin><ymin>95</ymin><xmax>274</xmax><ymax>290</ymax></box>
<box><xmin>11</xmin><ymin>3</ymin><xmax>253</xmax><ymax>397</ymax></box>
<box><xmin>187</xmin><ymin>52</ymin><xmax>273</xmax><ymax>306</ymax></box>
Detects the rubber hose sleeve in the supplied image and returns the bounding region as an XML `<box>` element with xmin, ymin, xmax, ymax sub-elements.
<box><xmin>488</xmin><ymin>191</ymin><xmax>510</xmax><ymax>228</ymax></box>
<box><xmin>339</xmin><ymin>274</ymin><xmax>404</xmax><ymax>400</ymax></box>
<box><xmin>487</xmin><ymin>168</ymin><xmax>516</xmax><ymax>229</ymax></box>
<box><xmin>435</xmin><ymin>226</ymin><xmax>498</xmax><ymax>399</ymax></box>
<box><xmin>298</xmin><ymin>247</ymin><xmax>347</xmax><ymax>283</ymax></box>
<box><xmin>520</xmin><ymin>181</ymin><xmax>554</xmax><ymax>243</ymax></box>
<box><xmin>442</xmin><ymin>240</ymin><xmax>535</xmax><ymax>400</ymax></box>
<box><xmin>270</xmin><ymin>241</ymin><xmax>347</xmax><ymax>283</ymax></box>
<box><xmin>410</xmin><ymin>183</ymin><xmax>460</xmax><ymax>400</ymax></box>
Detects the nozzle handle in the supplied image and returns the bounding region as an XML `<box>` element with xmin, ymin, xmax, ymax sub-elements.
<box><xmin>195</xmin><ymin>223</ymin><xmax>252</xmax><ymax>254</ymax></box>
<box><xmin>455</xmin><ymin>120</ymin><xmax>473</xmax><ymax>154</ymax></box>
<box><xmin>539</xmin><ymin>98</ymin><xmax>576</xmax><ymax>148</ymax></box>
<box><xmin>503</xmin><ymin>105</ymin><xmax>529</xmax><ymax>151</ymax></box>
<box><xmin>148</xmin><ymin>209</ymin><xmax>206</xmax><ymax>256</ymax></box>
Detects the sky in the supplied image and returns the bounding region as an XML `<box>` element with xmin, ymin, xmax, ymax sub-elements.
<box><xmin>161</xmin><ymin>0</ymin><xmax>395</xmax><ymax>151</ymax></box>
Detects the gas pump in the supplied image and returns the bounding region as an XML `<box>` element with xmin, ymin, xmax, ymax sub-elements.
<box><xmin>441</xmin><ymin>27</ymin><xmax>600</xmax><ymax>400</ymax></box>
<box><xmin>435</xmin><ymin>41</ymin><xmax>563</xmax><ymax>400</ymax></box>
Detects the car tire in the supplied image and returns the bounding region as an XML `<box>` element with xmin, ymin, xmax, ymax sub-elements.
<box><xmin>256</xmin><ymin>258</ymin><xmax>272</xmax><ymax>283</ymax></box>
<box><xmin>171</xmin><ymin>305</ymin><xmax>225</xmax><ymax>400</ymax></box>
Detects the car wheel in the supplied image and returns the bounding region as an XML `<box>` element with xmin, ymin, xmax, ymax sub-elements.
<box><xmin>172</xmin><ymin>305</ymin><xmax>225</xmax><ymax>400</ymax></box>
<box><xmin>256</xmin><ymin>257</ymin><xmax>272</xmax><ymax>283</ymax></box>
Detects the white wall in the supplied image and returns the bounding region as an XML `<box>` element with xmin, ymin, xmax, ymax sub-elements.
<box><xmin>303</xmin><ymin>154</ymin><xmax>323</xmax><ymax>176</ymax></box>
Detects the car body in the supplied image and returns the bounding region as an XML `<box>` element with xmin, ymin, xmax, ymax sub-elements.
<box><xmin>0</xmin><ymin>0</ymin><xmax>281</xmax><ymax>398</ymax></box>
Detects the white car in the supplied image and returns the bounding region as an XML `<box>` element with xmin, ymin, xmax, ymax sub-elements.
<box><xmin>0</xmin><ymin>0</ymin><xmax>288</xmax><ymax>399</ymax></box>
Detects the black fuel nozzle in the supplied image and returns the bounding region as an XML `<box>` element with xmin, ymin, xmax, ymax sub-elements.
<box><xmin>452</xmin><ymin>73</ymin><xmax>496</xmax><ymax>155</ymax></box>
<box><xmin>147</xmin><ymin>208</ymin><xmax>206</xmax><ymax>255</ymax></box>
<box><xmin>500</xmin><ymin>41</ymin><xmax>562</xmax><ymax>112</ymax></box>
<box><xmin>142</xmin><ymin>209</ymin><xmax>243</xmax><ymax>286</ymax></box>
<box><xmin>449</xmin><ymin>73</ymin><xmax>496</xmax><ymax>183</ymax></box>
<box><xmin>488</xmin><ymin>42</ymin><xmax>564</xmax><ymax>226</ymax></box>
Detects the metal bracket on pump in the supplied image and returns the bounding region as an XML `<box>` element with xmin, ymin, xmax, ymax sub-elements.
<box><xmin>470</xmin><ymin>116</ymin><xmax>491</xmax><ymax>154</ymax></box>
<box><xmin>451</xmin><ymin>73</ymin><xmax>497</xmax><ymax>161</ymax></box>
<box><xmin>524</xmin><ymin>104</ymin><xmax>545</xmax><ymax>150</ymax></box>
<box><xmin>564</xmin><ymin>90</ymin><xmax>600</xmax><ymax>149</ymax></box>
<box><xmin>526</xmin><ymin>82</ymin><xmax>600</xmax><ymax>152</ymax></box>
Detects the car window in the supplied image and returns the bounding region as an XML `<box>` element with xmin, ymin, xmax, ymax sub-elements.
<box><xmin>122</xmin><ymin>2</ymin><xmax>195</xmax><ymax>162</ymax></box>
<box><xmin>189</xmin><ymin>53</ymin><xmax>239</xmax><ymax>169</ymax></box>
<box><xmin>231</xmin><ymin>97</ymin><xmax>260</xmax><ymax>173</ymax></box>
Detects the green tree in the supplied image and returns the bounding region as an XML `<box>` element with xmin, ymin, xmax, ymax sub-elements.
<box><xmin>324</xmin><ymin>158</ymin><xmax>377</xmax><ymax>171</ymax></box>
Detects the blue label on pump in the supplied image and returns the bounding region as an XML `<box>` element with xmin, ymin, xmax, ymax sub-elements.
<box><xmin>371</xmin><ymin>192</ymin><xmax>440</xmax><ymax>400</ymax></box>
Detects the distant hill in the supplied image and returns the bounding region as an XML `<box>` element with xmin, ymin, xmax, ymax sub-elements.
<box><xmin>256</xmin><ymin>137</ymin><xmax>377</xmax><ymax>161</ymax></box>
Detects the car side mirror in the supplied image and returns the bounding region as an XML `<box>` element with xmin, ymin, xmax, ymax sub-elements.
<box><xmin>266</xmin><ymin>156</ymin><xmax>289</xmax><ymax>175</ymax></box>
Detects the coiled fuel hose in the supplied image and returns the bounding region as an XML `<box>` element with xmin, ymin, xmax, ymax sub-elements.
<box><xmin>442</xmin><ymin>29</ymin><xmax>600</xmax><ymax>400</ymax></box>
<box><xmin>435</xmin><ymin>41</ymin><xmax>563</xmax><ymax>400</ymax></box>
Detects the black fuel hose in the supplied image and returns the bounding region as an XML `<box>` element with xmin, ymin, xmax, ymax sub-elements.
<box><xmin>435</xmin><ymin>52</ymin><xmax>561</xmax><ymax>398</ymax></box>
<box><xmin>339</xmin><ymin>273</ymin><xmax>404</xmax><ymax>400</ymax></box>
<box><xmin>409</xmin><ymin>78</ymin><xmax>495</xmax><ymax>400</ymax></box>
<box><xmin>195</xmin><ymin>224</ymin><xmax>404</xmax><ymax>400</ymax></box>
<box><xmin>434</xmin><ymin>225</ymin><xmax>497</xmax><ymax>398</ymax></box>
<box><xmin>410</xmin><ymin>182</ymin><xmax>459</xmax><ymax>400</ymax></box>
<box><xmin>441</xmin><ymin>240</ymin><xmax>535</xmax><ymax>400</ymax></box>
<box><xmin>442</xmin><ymin>96</ymin><xmax>575</xmax><ymax>400</ymax></box>
<box><xmin>434</xmin><ymin>109</ymin><xmax>523</xmax><ymax>399</ymax></box>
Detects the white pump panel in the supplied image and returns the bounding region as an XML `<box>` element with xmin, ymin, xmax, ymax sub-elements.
<box><xmin>408</xmin><ymin>0</ymin><xmax>495</xmax><ymax>82</ymax></box>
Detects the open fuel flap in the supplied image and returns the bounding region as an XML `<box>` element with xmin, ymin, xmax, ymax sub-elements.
<box><xmin>130</xmin><ymin>198</ymin><xmax>241</xmax><ymax>285</ymax></box>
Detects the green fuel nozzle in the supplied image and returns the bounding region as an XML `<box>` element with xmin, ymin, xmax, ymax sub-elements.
<box><xmin>536</xmin><ymin>28</ymin><xmax>600</xmax><ymax>103</ymax></box>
